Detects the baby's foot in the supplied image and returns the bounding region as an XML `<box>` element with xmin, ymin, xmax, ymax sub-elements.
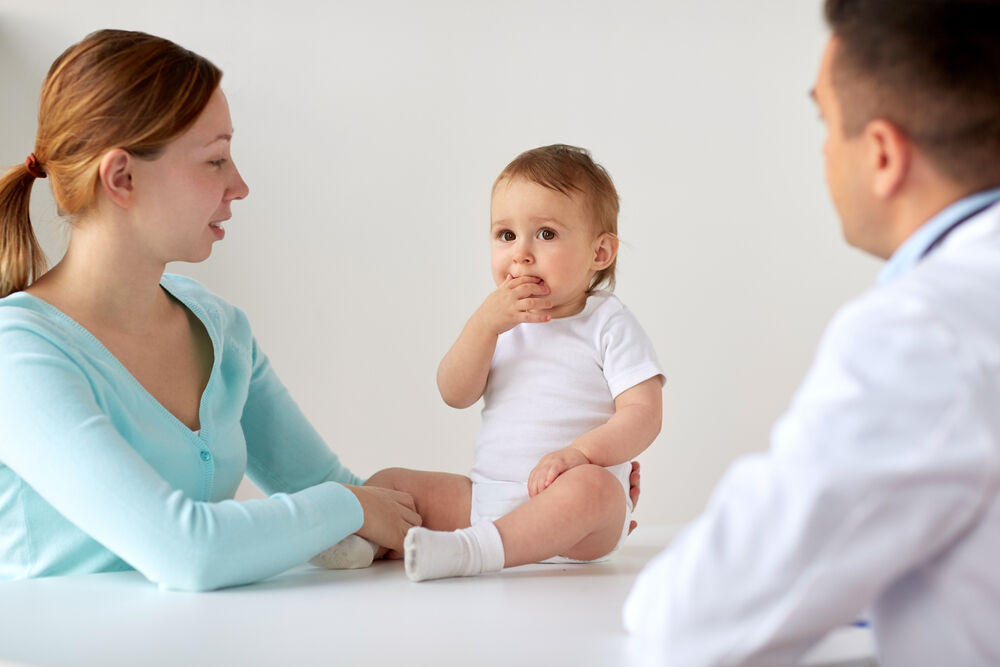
<box><xmin>310</xmin><ymin>534</ymin><xmax>378</xmax><ymax>569</ymax></box>
<box><xmin>404</xmin><ymin>522</ymin><xmax>504</xmax><ymax>582</ymax></box>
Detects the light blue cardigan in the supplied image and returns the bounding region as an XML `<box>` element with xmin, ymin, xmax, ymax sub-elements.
<box><xmin>0</xmin><ymin>274</ymin><xmax>364</xmax><ymax>590</ymax></box>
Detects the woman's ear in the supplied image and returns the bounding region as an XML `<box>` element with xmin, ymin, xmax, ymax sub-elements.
<box><xmin>592</xmin><ymin>233</ymin><xmax>619</xmax><ymax>270</ymax></box>
<box><xmin>97</xmin><ymin>149</ymin><xmax>135</xmax><ymax>209</ymax></box>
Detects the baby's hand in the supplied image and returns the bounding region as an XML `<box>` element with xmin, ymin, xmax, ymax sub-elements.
<box><xmin>473</xmin><ymin>275</ymin><xmax>552</xmax><ymax>336</ymax></box>
<box><xmin>528</xmin><ymin>447</ymin><xmax>590</xmax><ymax>497</ymax></box>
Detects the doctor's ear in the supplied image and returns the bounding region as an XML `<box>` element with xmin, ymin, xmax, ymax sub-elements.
<box><xmin>865</xmin><ymin>119</ymin><xmax>910</xmax><ymax>200</ymax></box>
<box><xmin>97</xmin><ymin>149</ymin><xmax>135</xmax><ymax>208</ymax></box>
<box><xmin>592</xmin><ymin>233</ymin><xmax>619</xmax><ymax>270</ymax></box>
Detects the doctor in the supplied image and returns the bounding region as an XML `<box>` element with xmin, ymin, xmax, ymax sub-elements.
<box><xmin>624</xmin><ymin>0</ymin><xmax>1000</xmax><ymax>665</ymax></box>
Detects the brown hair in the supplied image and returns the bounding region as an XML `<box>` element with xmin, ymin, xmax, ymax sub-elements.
<box><xmin>494</xmin><ymin>144</ymin><xmax>620</xmax><ymax>292</ymax></box>
<box><xmin>0</xmin><ymin>29</ymin><xmax>222</xmax><ymax>298</ymax></box>
<box><xmin>824</xmin><ymin>0</ymin><xmax>1000</xmax><ymax>188</ymax></box>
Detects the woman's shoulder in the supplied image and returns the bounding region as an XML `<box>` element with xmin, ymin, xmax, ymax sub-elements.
<box><xmin>160</xmin><ymin>273</ymin><xmax>226</xmax><ymax>309</ymax></box>
<box><xmin>160</xmin><ymin>273</ymin><xmax>254</xmax><ymax>348</ymax></box>
<box><xmin>0</xmin><ymin>291</ymin><xmax>67</xmax><ymax>339</ymax></box>
<box><xmin>0</xmin><ymin>293</ymin><xmax>84</xmax><ymax>370</ymax></box>
<box><xmin>161</xmin><ymin>273</ymin><xmax>246</xmax><ymax>322</ymax></box>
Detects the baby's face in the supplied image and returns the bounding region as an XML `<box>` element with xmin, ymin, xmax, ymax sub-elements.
<box><xmin>490</xmin><ymin>176</ymin><xmax>603</xmax><ymax>318</ymax></box>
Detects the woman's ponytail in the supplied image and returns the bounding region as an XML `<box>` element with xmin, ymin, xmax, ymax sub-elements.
<box><xmin>0</xmin><ymin>162</ymin><xmax>46</xmax><ymax>298</ymax></box>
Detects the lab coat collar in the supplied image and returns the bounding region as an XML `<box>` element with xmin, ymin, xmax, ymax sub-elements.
<box><xmin>878</xmin><ymin>186</ymin><xmax>1000</xmax><ymax>286</ymax></box>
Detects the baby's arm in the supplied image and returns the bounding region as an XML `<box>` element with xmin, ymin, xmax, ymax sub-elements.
<box><xmin>437</xmin><ymin>276</ymin><xmax>551</xmax><ymax>408</ymax></box>
<box><xmin>527</xmin><ymin>376</ymin><xmax>662</xmax><ymax>497</ymax></box>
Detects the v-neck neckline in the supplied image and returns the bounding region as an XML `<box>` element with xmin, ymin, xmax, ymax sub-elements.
<box><xmin>16</xmin><ymin>276</ymin><xmax>219</xmax><ymax>441</ymax></box>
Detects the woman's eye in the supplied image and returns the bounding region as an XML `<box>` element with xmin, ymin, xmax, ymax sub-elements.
<box><xmin>209</xmin><ymin>159</ymin><xmax>227</xmax><ymax>168</ymax></box>
<box><xmin>499</xmin><ymin>230</ymin><xmax>516</xmax><ymax>242</ymax></box>
<box><xmin>537</xmin><ymin>228</ymin><xmax>556</xmax><ymax>240</ymax></box>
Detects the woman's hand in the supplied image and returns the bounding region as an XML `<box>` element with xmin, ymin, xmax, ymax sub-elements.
<box><xmin>527</xmin><ymin>446</ymin><xmax>590</xmax><ymax>497</ymax></box>
<box><xmin>345</xmin><ymin>485</ymin><xmax>422</xmax><ymax>553</ymax></box>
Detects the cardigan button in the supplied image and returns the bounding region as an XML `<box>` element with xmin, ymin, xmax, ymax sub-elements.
<box><xmin>200</xmin><ymin>450</ymin><xmax>212</xmax><ymax>462</ymax></box>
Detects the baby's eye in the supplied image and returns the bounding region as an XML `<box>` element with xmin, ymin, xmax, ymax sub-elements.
<box><xmin>537</xmin><ymin>228</ymin><xmax>556</xmax><ymax>241</ymax></box>
<box><xmin>498</xmin><ymin>230</ymin><xmax>516</xmax><ymax>242</ymax></box>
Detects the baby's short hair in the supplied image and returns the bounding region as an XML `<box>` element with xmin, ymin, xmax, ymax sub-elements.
<box><xmin>494</xmin><ymin>144</ymin><xmax>619</xmax><ymax>292</ymax></box>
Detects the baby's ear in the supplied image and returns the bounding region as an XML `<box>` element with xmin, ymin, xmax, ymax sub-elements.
<box><xmin>592</xmin><ymin>233</ymin><xmax>619</xmax><ymax>269</ymax></box>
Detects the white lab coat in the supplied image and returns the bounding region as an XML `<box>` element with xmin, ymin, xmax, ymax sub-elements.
<box><xmin>624</xmin><ymin>203</ymin><xmax>1000</xmax><ymax>666</ymax></box>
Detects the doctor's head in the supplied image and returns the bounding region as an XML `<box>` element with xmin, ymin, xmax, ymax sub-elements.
<box><xmin>813</xmin><ymin>0</ymin><xmax>1000</xmax><ymax>259</ymax></box>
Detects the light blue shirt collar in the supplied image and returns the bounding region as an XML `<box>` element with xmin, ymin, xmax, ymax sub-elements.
<box><xmin>878</xmin><ymin>187</ymin><xmax>1000</xmax><ymax>285</ymax></box>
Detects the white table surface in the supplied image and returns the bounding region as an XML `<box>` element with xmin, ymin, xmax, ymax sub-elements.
<box><xmin>0</xmin><ymin>526</ymin><xmax>876</xmax><ymax>667</ymax></box>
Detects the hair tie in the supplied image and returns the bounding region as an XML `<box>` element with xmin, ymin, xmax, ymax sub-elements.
<box><xmin>24</xmin><ymin>153</ymin><xmax>47</xmax><ymax>179</ymax></box>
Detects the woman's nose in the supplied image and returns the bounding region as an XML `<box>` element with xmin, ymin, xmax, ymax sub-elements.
<box><xmin>228</xmin><ymin>164</ymin><xmax>250</xmax><ymax>201</ymax></box>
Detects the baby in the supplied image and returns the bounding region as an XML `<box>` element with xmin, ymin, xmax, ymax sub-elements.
<box><xmin>315</xmin><ymin>144</ymin><xmax>663</xmax><ymax>580</ymax></box>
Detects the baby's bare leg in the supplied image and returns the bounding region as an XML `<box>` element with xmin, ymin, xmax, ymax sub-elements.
<box><xmin>404</xmin><ymin>464</ymin><xmax>626</xmax><ymax>581</ymax></box>
<box><xmin>365</xmin><ymin>468</ymin><xmax>472</xmax><ymax>531</ymax></box>
<box><xmin>495</xmin><ymin>464</ymin><xmax>626</xmax><ymax>567</ymax></box>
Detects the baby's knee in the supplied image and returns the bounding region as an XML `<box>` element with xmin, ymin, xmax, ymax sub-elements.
<box><xmin>562</xmin><ymin>464</ymin><xmax>625</xmax><ymax>506</ymax></box>
<box><xmin>365</xmin><ymin>467</ymin><xmax>414</xmax><ymax>489</ymax></box>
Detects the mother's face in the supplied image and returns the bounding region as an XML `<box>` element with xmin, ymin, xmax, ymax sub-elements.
<box><xmin>127</xmin><ymin>88</ymin><xmax>250</xmax><ymax>264</ymax></box>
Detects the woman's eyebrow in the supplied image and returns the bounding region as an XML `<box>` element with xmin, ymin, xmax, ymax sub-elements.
<box><xmin>204</xmin><ymin>132</ymin><xmax>233</xmax><ymax>146</ymax></box>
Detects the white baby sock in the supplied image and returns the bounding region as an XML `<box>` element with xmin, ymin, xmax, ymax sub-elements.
<box><xmin>310</xmin><ymin>534</ymin><xmax>378</xmax><ymax>570</ymax></box>
<box><xmin>404</xmin><ymin>521</ymin><xmax>505</xmax><ymax>582</ymax></box>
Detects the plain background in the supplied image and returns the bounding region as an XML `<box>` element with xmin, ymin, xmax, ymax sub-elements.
<box><xmin>0</xmin><ymin>1</ymin><xmax>880</xmax><ymax>525</ymax></box>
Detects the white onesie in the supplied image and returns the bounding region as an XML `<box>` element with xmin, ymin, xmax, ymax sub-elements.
<box><xmin>470</xmin><ymin>290</ymin><xmax>664</xmax><ymax>559</ymax></box>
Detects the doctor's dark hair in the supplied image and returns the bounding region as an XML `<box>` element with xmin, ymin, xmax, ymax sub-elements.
<box><xmin>823</xmin><ymin>0</ymin><xmax>1000</xmax><ymax>188</ymax></box>
<box><xmin>0</xmin><ymin>29</ymin><xmax>221</xmax><ymax>298</ymax></box>
<box><xmin>494</xmin><ymin>144</ymin><xmax>620</xmax><ymax>293</ymax></box>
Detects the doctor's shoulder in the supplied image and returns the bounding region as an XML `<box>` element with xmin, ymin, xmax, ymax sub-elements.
<box><xmin>812</xmin><ymin>283</ymin><xmax>972</xmax><ymax>385</ymax></box>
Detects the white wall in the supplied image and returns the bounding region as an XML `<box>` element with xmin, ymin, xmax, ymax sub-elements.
<box><xmin>0</xmin><ymin>1</ymin><xmax>880</xmax><ymax>524</ymax></box>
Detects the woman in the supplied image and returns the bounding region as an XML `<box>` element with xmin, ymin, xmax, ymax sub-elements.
<box><xmin>0</xmin><ymin>29</ymin><xmax>419</xmax><ymax>591</ymax></box>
